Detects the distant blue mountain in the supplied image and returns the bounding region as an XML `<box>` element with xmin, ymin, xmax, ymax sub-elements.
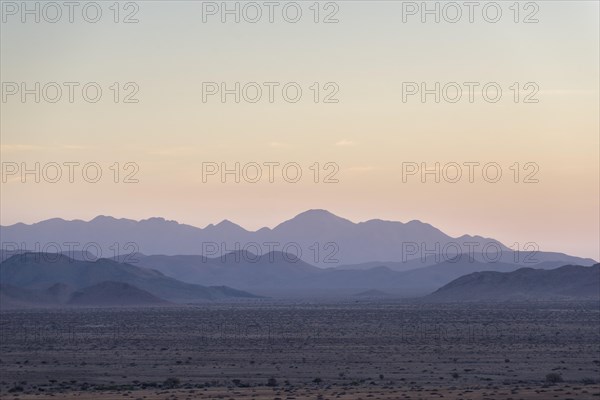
<box><xmin>1</xmin><ymin>210</ymin><xmax>595</xmax><ymax>267</ymax></box>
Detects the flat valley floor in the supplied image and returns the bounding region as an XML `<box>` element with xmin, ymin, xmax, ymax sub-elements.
<box><xmin>1</xmin><ymin>301</ymin><xmax>599</xmax><ymax>399</ymax></box>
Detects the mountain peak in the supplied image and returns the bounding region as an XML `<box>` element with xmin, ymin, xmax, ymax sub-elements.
<box><xmin>216</xmin><ymin>219</ymin><xmax>236</xmax><ymax>227</ymax></box>
<box><xmin>90</xmin><ymin>215</ymin><xmax>117</xmax><ymax>222</ymax></box>
<box><xmin>205</xmin><ymin>219</ymin><xmax>247</xmax><ymax>233</ymax></box>
<box><xmin>145</xmin><ymin>217</ymin><xmax>167</xmax><ymax>223</ymax></box>
<box><xmin>274</xmin><ymin>209</ymin><xmax>354</xmax><ymax>232</ymax></box>
<box><xmin>296</xmin><ymin>209</ymin><xmax>337</xmax><ymax>217</ymax></box>
<box><xmin>289</xmin><ymin>209</ymin><xmax>352</xmax><ymax>224</ymax></box>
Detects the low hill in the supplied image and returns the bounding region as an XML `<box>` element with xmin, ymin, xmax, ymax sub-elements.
<box><xmin>0</xmin><ymin>284</ymin><xmax>44</xmax><ymax>308</ymax></box>
<box><xmin>0</xmin><ymin>253</ymin><xmax>258</xmax><ymax>303</ymax></box>
<box><xmin>68</xmin><ymin>281</ymin><xmax>169</xmax><ymax>307</ymax></box>
<box><xmin>426</xmin><ymin>264</ymin><xmax>600</xmax><ymax>302</ymax></box>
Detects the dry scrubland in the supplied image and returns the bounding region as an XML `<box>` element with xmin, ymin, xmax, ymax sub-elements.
<box><xmin>1</xmin><ymin>301</ymin><xmax>599</xmax><ymax>399</ymax></box>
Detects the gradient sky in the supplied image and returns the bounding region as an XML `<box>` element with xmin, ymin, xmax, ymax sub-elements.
<box><xmin>1</xmin><ymin>1</ymin><xmax>599</xmax><ymax>259</ymax></box>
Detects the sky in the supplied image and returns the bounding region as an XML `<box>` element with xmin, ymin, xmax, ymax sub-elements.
<box><xmin>1</xmin><ymin>1</ymin><xmax>599</xmax><ymax>260</ymax></box>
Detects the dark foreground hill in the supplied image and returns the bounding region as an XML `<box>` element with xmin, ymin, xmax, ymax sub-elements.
<box><xmin>426</xmin><ymin>264</ymin><xmax>600</xmax><ymax>301</ymax></box>
<box><xmin>0</xmin><ymin>253</ymin><xmax>257</xmax><ymax>306</ymax></box>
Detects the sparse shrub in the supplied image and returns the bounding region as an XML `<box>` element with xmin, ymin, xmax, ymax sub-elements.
<box><xmin>163</xmin><ymin>377</ymin><xmax>180</xmax><ymax>388</ymax></box>
<box><xmin>266</xmin><ymin>378</ymin><xmax>277</xmax><ymax>387</ymax></box>
<box><xmin>8</xmin><ymin>385</ymin><xmax>24</xmax><ymax>393</ymax></box>
<box><xmin>313</xmin><ymin>377</ymin><xmax>322</xmax><ymax>384</ymax></box>
<box><xmin>451</xmin><ymin>372</ymin><xmax>460</xmax><ymax>379</ymax></box>
<box><xmin>545</xmin><ymin>373</ymin><xmax>563</xmax><ymax>383</ymax></box>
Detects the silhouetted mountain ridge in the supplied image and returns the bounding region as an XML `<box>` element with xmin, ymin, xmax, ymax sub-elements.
<box><xmin>1</xmin><ymin>210</ymin><xmax>594</xmax><ymax>267</ymax></box>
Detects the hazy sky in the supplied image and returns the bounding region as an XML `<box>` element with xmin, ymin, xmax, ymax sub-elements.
<box><xmin>1</xmin><ymin>1</ymin><xmax>599</xmax><ymax>259</ymax></box>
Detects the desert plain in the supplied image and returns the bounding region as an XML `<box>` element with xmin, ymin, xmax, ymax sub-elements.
<box><xmin>1</xmin><ymin>300</ymin><xmax>599</xmax><ymax>399</ymax></box>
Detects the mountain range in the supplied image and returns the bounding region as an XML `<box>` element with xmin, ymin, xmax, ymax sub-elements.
<box><xmin>1</xmin><ymin>210</ymin><xmax>597</xmax><ymax>306</ymax></box>
<box><xmin>1</xmin><ymin>210</ymin><xmax>595</xmax><ymax>267</ymax></box>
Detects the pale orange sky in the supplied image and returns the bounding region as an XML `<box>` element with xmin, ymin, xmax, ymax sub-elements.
<box><xmin>1</xmin><ymin>1</ymin><xmax>599</xmax><ymax>259</ymax></box>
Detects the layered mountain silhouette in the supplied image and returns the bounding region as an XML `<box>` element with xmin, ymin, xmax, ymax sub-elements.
<box><xmin>120</xmin><ymin>251</ymin><xmax>573</xmax><ymax>297</ymax></box>
<box><xmin>0</xmin><ymin>253</ymin><xmax>257</xmax><ymax>308</ymax></box>
<box><xmin>426</xmin><ymin>264</ymin><xmax>600</xmax><ymax>301</ymax></box>
<box><xmin>1</xmin><ymin>211</ymin><xmax>596</xmax><ymax>303</ymax></box>
<box><xmin>2</xmin><ymin>251</ymin><xmax>597</xmax><ymax>304</ymax></box>
<box><xmin>1</xmin><ymin>210</ymin><xmax>595</xmax><ymax>267</ymax></box>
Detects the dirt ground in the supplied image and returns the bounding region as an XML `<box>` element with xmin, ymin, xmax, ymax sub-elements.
<box><xmin>1</xmin><ymin>301</ymin><xmax>599</xmax><ymax>399</ymax></box>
